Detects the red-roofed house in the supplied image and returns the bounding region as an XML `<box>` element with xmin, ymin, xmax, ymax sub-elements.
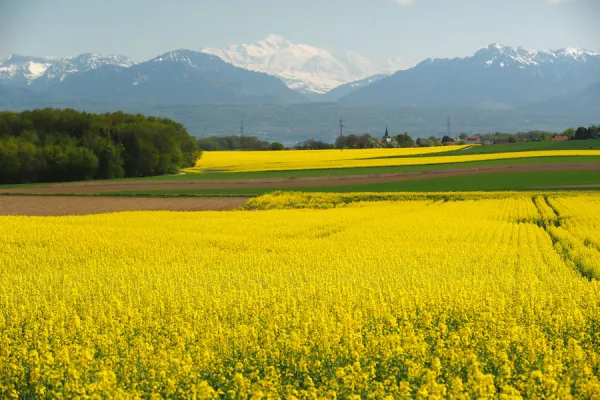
<box><xmin>552</xmin><ymin>136</ymin><xmax>569</xmax><ymax>142</ymax></box>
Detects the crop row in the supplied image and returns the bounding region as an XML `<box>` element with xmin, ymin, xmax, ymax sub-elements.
<box><xmin>1</xmin><ymin>194</ymin><xmax>600</xmax><ymax>397</ymax></box>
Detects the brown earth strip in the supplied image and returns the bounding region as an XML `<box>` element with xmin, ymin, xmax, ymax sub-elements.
<box><xmin>1</xmin><ymin>163</ymin><xmax>598</xmax><ymax>195</ymax></box>
<box><xmin>0</xmin><ymin>196</ymin><xmax>249</xmax><ymax>216</ymax></box>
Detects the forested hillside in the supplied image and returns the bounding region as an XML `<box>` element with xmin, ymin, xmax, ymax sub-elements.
<box><xmin>0</xmin><ymin>109</ymin><xmax>200</xmax><ymax>184</ymax></box>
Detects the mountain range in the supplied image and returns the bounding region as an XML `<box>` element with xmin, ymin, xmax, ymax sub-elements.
<box><xmin>0</xmin><ymin>39</ymin><xmax>598</xmax><ymax>139</ymax></box>
<box><xmin>0</xmin><ymin>50</ymin><xmax>304</xmax><ymax>106</ymax></box>
<box><xmin>0</xmin><ymin>53</ymin><xmax>135</xmax><ymax>89</ymax></box>
<box><xmin>340</xmin><ymin>44</ymin><xmax>600</xmax><ymax>109</ymax></box>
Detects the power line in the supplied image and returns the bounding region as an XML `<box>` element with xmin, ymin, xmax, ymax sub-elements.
<box><xmin>338</xmin><ymin>118</ymin><xmax>345</xmax><ymax>151</ymax></box>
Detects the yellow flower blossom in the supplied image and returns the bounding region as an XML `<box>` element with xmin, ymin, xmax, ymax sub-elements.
<box><xmin>1</xmin><ymin>193</ymin><xmax>600</xmax><ymax>397</ymax></box>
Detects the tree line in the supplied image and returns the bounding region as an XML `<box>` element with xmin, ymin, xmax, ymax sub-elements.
<box><xmin>197</xmin><ymin>135</ymin><xmax>285</xmax><ymax>151</ymax></box>
<box><xmin>567</xmin><ymin>126</ymin><xmax>600</xmax><ymax>140</ymax></box>
<box><xmin>462</xmin><ymin>126</ymin><xmax>599</xmax><ymax>144</ymax></box>
<box><xmin>0</xmin><ymin>109</ymin><xmax>200</xmax><ymax>184</ymax></box>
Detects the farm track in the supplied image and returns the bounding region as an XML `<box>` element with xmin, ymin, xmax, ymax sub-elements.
<box><xmin>0</xmin><ymin>196</ymin><xmax>249</xmax><ymax>216</ymax></box>
<box><xmin>1</xmin><ymin>162</ymin><xmax>599</xmax><ymax>195</ymax></box>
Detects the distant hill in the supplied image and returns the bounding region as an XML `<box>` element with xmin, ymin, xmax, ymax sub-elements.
<box><xmin>130</xmin><ymin>103</ymin><xmax>600</xmax><ymax>145</ymax></box>
<box><xmin>340</xmin><ymin>44</ymin><xmax>600</xmax><ymax>109</ymax></box>
<box><xmin>531</xmin><ymin>82</ymin><xmax>600</xmax><ymax>113</ymax></box>
<box><xmin>0</xmin><ymin>85</ymin><xmax>56</xmax><ymax>108</ymax></box>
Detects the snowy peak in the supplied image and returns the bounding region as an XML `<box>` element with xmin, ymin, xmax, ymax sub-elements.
<box><xmin>416</xmin><ymin>43</ymin><xmax>600</xmax><ymax>71</ymax></box>
<box><xmin>0</xmin><ymin>55</ymin><xmax>55</xmax><ymax>85</ymax></box>
<box><xmin>202</xmin><ymin>34</ymin><xmax>379</xmax><ymax>94</ymax></box>
<box><xmin>71</xmin><ymin>53</ymin><xmax>135</xmax><ymax>69</ymax></box>
<box><xmin>473</xmin><ymin>43</ymin><xmax>600</xmax><ymax>68</ymax></box>
<box><xmin>148</xmin><ymin>50</ymin><xmax>227</xmax><ymax>74</ymax></box>
<box><xmin>341</xmin><ymin>43</ymin><xmax>600</xmax><ymax>108</ymax></box>
<box><xmin>554</xmin><ymin>47</ymin><xmax>600</xmax><ymax>60</ymax></box>
<box><xmin>40</xmin><ymin>53</ymin><xmax>136</xmax><ymax>84</ymax></box>
<box><xmin>0</xmin><ymin>53</ymin><xmax>136</xmax><ymax>88</ymax></box>
<box><xmin>150</xmin><ymin>49</ymin><xmax>203</xmax><ymax>65</ymax></box>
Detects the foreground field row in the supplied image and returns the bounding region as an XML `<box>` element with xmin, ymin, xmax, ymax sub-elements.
<box><xmin>0</xmin><ymin>196</ymin><xmax>250</xmax><ymax>216</ymax></box>
<box><xmin>2</xmin><ymin>193</ymin><xmax>600</xmax><ymax>397</ymax></box>
<box><xmin>188</xmin><ymin>148</ymin><xmax>600</xmax><ymax>173</ymax></box>
<box><xmin>2</xmin><ymin>162</ymin><xmax>599</xmax><ymax>197</ymax></box>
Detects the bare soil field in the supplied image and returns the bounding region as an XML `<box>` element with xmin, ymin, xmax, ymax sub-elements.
<box><xmin>0</xmin><ymin>196</ymin><xmax>249</xmax><ymax>216</ymax></box>
<box><xmin>1</xmin><ymin>163</ymin><xmax>599</xmax><ymax>195</ymax></box>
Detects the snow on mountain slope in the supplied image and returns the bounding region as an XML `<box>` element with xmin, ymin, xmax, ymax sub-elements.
<box><xmin>341</xmin><ymin>43</ymin><xmax>600</xmax><ymax>107</ymax></box>
<box><xmin>0</xmin><ymin>55</ymin><xmax>55</xmax><ymax>86</ymax></box>
<box><xmin>420</xmin><ymin>43</ymin><xmax>600</xmax><ymax>70</ymax></box>
<box><xmin>32</xmin><ymin>53</ymin><xmax>136</xmax><ymax>89</ymax></box>
<box><xmin>202</xmin><ymin>34</ymin><xmax>379</xmax><ymax>94</ymax></box>
<box><xmin>0</xmin><ymin>53</ymin><xmax>136</xmax><ymax>90</ymax></box>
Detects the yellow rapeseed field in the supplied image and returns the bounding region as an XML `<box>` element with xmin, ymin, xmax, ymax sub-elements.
<box><xmin>186</xmin><ymin>148</ymin><xmax>600</xmax><ymax>173</ymax></box>
<box><xmin>2</xmin><ymin>193</ymin><xmax>600</xmax><ymax>398</ymax></box>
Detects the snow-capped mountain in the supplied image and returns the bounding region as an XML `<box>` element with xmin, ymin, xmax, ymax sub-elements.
<box><xmin>0</xmin><ymin>38</ymin><xmax>408</xmax><ymax>96</ymax></box>
<box><xmin>35</xmin><ymin>53</ymin><xmax>135</xmax><ymax>88</ymax></box>
<box><xmin>474</xmin><ymin>43</ymin><xmax>599</xmax><ymax>68</ymax></box>
<box><xmin>2</xmin><ymin>43</ymin><xmax>598</xmax><ymax>110</ymax></box>
<box><xmin>415</xmin><ymin>43</ymin><xmax>600</xmax><ymax>77</ymax></box>
<box><xmin>0</xmin><ymin>55</ymin><xmax>55</xmax><ymax>87</ymax></box>
<box><xmin>341</xmin><ymin>43</ymin><xmax>600</xmax><ymax>107</ymax></box>
<box><xmin>202</xmin><ymin>34</ymin><xmax>380</xmax><ymax>94</ymax></box>
<box><xmin>44</xmin><ymin>49</ymin><xmax>305</xmax><ymax>106</ymax></box>
<box><xmin>0</xmin><ymin>53</ymin><xmax>136</xmax><ymax>90</ymax></box>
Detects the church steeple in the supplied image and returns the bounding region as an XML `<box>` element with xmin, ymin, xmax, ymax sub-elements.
<box><xmin>383</xmin><ymin>126</ymin><xmax>389</xmax><ymax>138</ymax></box>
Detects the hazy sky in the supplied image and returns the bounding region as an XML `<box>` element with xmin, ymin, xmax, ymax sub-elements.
<box><xmin>1</xmin><ymin>0</ymin><xmax>599</xmax><ymax>65</ymax></box>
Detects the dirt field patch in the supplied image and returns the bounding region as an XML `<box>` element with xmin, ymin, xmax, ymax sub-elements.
<box><xmin>1</xmin><ymin>163</ymin><xmax>598</xmax><ymax>195</ymax></box>
<box><xmin>0</xmin><ymin>196</ymin><xmax>249</xmax><ymax>216</ymax></box>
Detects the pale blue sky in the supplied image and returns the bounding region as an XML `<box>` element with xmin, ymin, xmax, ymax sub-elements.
<box><xmin>1</xmin><ymin>0</ymin><xmax>598</xmax><ymax>64</ymax></box>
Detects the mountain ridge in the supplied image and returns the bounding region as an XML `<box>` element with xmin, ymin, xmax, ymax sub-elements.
<box><xmin>41</xmin><ymin>49</ymin><xmax>305</xmax><ymax>106</ymax></box>
<box><xmin>2</xmin><ymin>41</ymin><xmax>598</xmax><ymax>100</ymax></box>
<box><xmin>0</xmin><ymin>53</ymin><xmax>136</xmax><ymax>90</ymax></box>
<box><xmin>340</xmin><ymin>43</ymin><xmax>600</xmax><ymax>108</ymax></box>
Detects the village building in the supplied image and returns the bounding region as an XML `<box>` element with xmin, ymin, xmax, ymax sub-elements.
<box><xmin>382</xmin><ymin>127</ymin><xmax>392</xmax><ymax>144</ymax></box>
<box><xmin>465</xmin><ymin>135</ymin><xmax>482</xmax><ymax>144</ymax></box>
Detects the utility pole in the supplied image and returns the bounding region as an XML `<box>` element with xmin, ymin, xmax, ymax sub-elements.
<box><xmin>338</xmin><ymin>118</ymin><xmax>345</xmax><ymax>151</ymax></box>
<box><xmin>447</xmin><ymin>116</ymin><xmax>451</xmax><ymax>138</ymax></box>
